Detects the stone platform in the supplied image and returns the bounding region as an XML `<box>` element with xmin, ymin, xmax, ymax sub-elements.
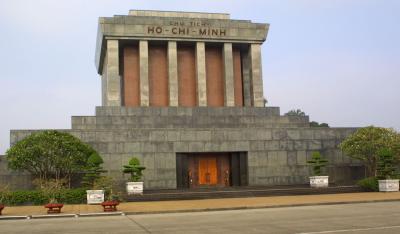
<box><xmin>124</xmin><ymin>185</ymin><xmax>363</xmax><ymax>202</ymax></box>
<box><xmin>9</xmin><ymin>107</ymin><xmax>363</xmax><ymax>190</ymax></box>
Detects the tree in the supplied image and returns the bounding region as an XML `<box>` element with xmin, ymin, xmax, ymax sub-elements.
<box><xmin>123</xmin><ymin>157</ymin><xmax>146</xmax><ymax>182</ymax></box>
<box><xmin>6</xmin><ymin>130</ymin><xmax>96</xmax><ymax>187</ymax></box>
<box><xmin>340</xmin><ymin>126</ymin><xmax>400</xmax><ymax>177</ymax></box>
<box><xmin>81</xmin><ymin>152</ymin><xmax>107</xmax><ymax>188</ymax></box>
<box><xmin>319</xmin><ymin>123</ymin><xmax>329</xmax><ymax>127</ymax></box>
<box><xmin>285</xmin><ymin>109</ymin><xmax>305</xmax><ymax>116</ymax></box>
<box><xmin>310</xmin><ymin>121</ymin><xmax>330</xmax><ymax>128</ymax></box>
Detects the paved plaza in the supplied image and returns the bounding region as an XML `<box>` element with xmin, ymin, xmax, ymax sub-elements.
<box><xmin>1</xmin><ymin>192</ymin><xmax>400</xmax><ymax>216</ymax></box>
<box><xmin>1</xmin><ymin>201</ymin><xmax>400</xmax><ymax>234</ymax></box>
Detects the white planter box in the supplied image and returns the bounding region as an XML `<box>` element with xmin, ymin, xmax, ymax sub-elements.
<box><xmin>309</xmin><ymin>176</ymin><xmax>329</xmax><ymax>188</ymax></box>
<box><xmin>86</xmin><ymin>190</ymin><xmax>104</xmax><ymax>204</ymax></box>
<box><xmin>378</xmin><ymin>179</ymin><xmax>399</xmax><ymax>192</ymax></box>
<box><xmin>126</xmin><ymin>182</ymin><xmax>143</xmax><ymax>195</ymax></box>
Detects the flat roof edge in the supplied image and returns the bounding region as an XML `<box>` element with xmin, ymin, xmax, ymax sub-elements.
<box><xmin>129</xmin><ymin>10</ymin><xmax>230</xmax><ymax>20</ymax></box>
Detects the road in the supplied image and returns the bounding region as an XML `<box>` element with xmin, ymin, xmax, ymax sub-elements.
<box><xmin>1</xmin><ymin>201</ymin><xmax>400</xmax><ymax>234</ymax></box>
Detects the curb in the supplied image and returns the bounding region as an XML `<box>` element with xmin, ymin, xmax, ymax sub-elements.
<box><xmin>0</xmin><ymin>212</ymin><xmax>125</xmax><ymax>221</ymax></box>
<box><xmin>0</xmin><ymin>215</ymin><xmax>30</xmax><ymax>220</ymax></box>
<box><xmin>1</xmin><ymin>198</ymin><xmax>400</xmax><ymax>220</ymax></box>
<box><xmin>31</xmin><ymin>214</ymin><xmax>78</xmax><ymax>219</ymax></box>
<box><xmin>78</xmin><ymin>212</ymin><xmax>125</xmax><ymax>217</ymax></box>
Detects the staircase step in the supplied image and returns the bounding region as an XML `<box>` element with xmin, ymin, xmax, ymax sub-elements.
<box><xmin>124</xmin><ymin>185</ymin><xmax>363</xmax><ymax>202</ymax></box>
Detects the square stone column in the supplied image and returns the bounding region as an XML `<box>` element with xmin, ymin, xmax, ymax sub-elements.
<box><xmin>168</xmin><ymin>41</ymin><xmax>178</xmax><ymax>106</ymax></box>
<box><xmin>250</xmin><ymin>44</ymin><xmax>264</xmax><ymax>107</ymax></box>
<box><xmin>139</xmin><ymin>40</ymin><xmax>149</xmax><ymax>106</ymax></box>
<box><xmin>223</xmin><ymin>43</ymin><xmax>235</xmax><ymax>107</ymax></box>
<box><xmin>241</xmin><ymin>47</ymin><xmax>252</xmax><ymax>106</ymax></box>
<box><xmin>101</xmin><ymin>40</ymin><xmax>121</xmax><ymax>106</ymax></box>
<box><xmin>195</xmin><ymin>42</ymin><xmax>207</xmax><ymax>106</ymax></box>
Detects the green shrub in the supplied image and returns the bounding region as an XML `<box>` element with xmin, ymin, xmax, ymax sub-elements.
<box><xmin>0</xmin><ymin>189</ymin><xmax>86</xmax><ymax>206</ymax></box>
<box><xmin>377</xmin><ymin>148</ymin><xmax>398</xmax><ymax>179</ymax></box>
<box><xmin>56</xmin><ymin>188</ymin><xmax>87</xmax><ymax>204</ymax></box>
<box><xmin>357</xmin><ymin>177</ymin><xmax>378</xmax><ymax>192</ymax></box>
<box><xmin>0</xmin><ymin>190</ymin><xmax>46</xmax><ymax>205</ymax></box>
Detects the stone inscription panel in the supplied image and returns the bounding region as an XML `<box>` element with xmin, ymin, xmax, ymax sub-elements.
<box><xmin>96</xmin><ymin>15</ymin><xmax>269</xmax><ymax>72</ymax></box>
<box><xmin>147</xmin><ymin>20</ymin><xmax>226</xmax><ymax>37</ymax></box>
<box><xmin>99</xmin><ymin>17</ymin><xmax>268</xmax><ymax>41</ymax></box>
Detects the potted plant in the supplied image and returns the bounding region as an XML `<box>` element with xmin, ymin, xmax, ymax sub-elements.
<box><xmin>82</xmin><ymin>152</ymin><xmax>107</xmax><ymax>204</ymax></box>
<box><xmin>0</xmin><ymin>184</ymin><xmax>10</xmax><ymax>215</ymax></box>
<box><xmin>101</xmin><ymin>193</ymin><xmax>120</xmax><ymax>212</ymax></box>
<box><xmin>377</xmin><ymin>148</ymin><xmax>399</xmax><ymax>192</ymax></box>
<box><xmin>307</xmin><ymin>151</ymin><xmax>329</xmax><ymax>188</ymax></box>
<box><xmin>94</xmin><ymin>176</ymin><xmax>120</xmax><ymax>212</ymax></box>
<box><xmin>41</xmin><ymin>179</ymin><xmax>64</xmax><ymax>214</ymax></box>
<box><xmin>123</xmin><ymin>157</ymin><xmax>146</xmax><ymax>195</ymax></box>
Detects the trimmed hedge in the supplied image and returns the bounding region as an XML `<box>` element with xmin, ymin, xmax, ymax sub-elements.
<box><xmin>0</xmin><ymin>188</ymin><xmax>86</xmax><ymax>206</ymax></box>
<box><xmin>357</xmin><ymin>176</ymin><xmax>400</xmax><ymax>192</ymax></box>
<box><xmin>357</xmin><ymin>177</ymin><xmax>379</xmax><ymax>192</ymax></box>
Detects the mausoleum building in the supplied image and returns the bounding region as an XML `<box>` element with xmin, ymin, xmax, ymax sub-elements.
<box><xmin>8</xmin><ymin>10</ymin><xmax>363</xmax><ymax>189</ymax></box>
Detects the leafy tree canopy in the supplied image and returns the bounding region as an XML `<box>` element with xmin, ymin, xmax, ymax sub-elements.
<box><xmin>285</xmin><ymin>109</ymin><xmax>306</xmax><ymax>117</ymax></box>
<box><xmin>6</xmin><ymin>130</ymin><xmax>96</xmax><ymax>187</ymax></box>
<box><xmin>310</xmin><ymin>121</ymin><xmax>330</xmax><ymax>128</ymax></box>
<box><xmin>340</xmin><ymin>126</ymin><xmax>400</xmax><ymax>177</ymax></box>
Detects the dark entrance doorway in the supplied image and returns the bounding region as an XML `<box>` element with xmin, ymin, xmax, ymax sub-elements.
<box><xmin>176</xmin><ymin>152</ymin><xmax>248</xmax><ymax>189</ymax></box>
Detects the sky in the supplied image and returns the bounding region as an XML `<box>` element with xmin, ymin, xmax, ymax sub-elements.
<box><xmin>0</xmin><ymin>0</ymin><xmax>399</xmax><ymax>154</ymax></box>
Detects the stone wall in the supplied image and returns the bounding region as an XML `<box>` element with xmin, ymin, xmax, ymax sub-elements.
<box><xmin>9</xmin><ymin>107</ymin><xmax>363</xmax><ymax>190</ymax></box>
<box><xmin>0</xmin><ymin>155</ymin><xmax>33</xmax><ymax>190</ymax></box>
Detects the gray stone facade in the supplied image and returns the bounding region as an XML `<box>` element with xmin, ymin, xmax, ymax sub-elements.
<box><xmin>0</xmin><ymin>155</ymin><xmax>32</xmax><ymax>190</ymax></box>
<box><xmin>10</xmin><ymin>107</ymin><xmax>363</xmax><ymax>189</ymax></box>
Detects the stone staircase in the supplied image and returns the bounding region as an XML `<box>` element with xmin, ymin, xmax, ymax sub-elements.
<box><xmin>124</xmin><ymin>185</ymin><xmax>363</xmax><ymax>202</ymax></box>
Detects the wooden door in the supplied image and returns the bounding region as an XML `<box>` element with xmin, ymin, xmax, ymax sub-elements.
<box><xmin>198</xmin><ymin>156</ymin><xmax>217</xmax><ymax>185</ymax></box>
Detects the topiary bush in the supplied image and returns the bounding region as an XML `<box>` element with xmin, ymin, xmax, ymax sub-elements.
<box><xmin>357</xmin><ymin>177</ymin><xmax>379</xmax><ymax>192</ymax></box>
<box><xmin>123</xmin><ymin>157</ymin><xmax>146</xmax><ymax>182</ymax></box>
<box><xmin>307</xmin><ymin>152</ymin><xmax>328</xmax><ymax>176</ymax></box>
<box><xmin>81</xmin><ymin>152</ymin><xmax>107</xmax><ymax>189</ymax></box>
